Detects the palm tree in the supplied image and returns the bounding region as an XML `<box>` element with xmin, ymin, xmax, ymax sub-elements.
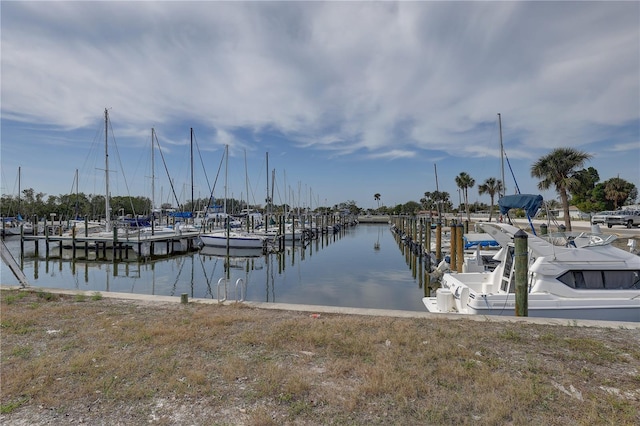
<box><xmin>530</xmin><ymin>147</ymin><xmax>592</xmax><ymax>231</ymax></box>
<box><xmin>374</xmin><ymin>193</ymin><xmax>381</xmax><ymax>210</ymax></box>
<box><xmin>477</xmin><ymin>177</ymin><xmax>503</xmax><ymax>222</ymax></box>
<box><xmin>455</xmin><ymin>172</ymin><xmax>475</xmax><ymax>222</ymax></box>
<box><xmin>603</xmin><ymin>177</ymin><xmax>631</xmax><ymax>209</ymax></box>
<box><xmin>420</xmin><ymin>191</ymin><xmax>450</xmax><ymax>219</ymax></box>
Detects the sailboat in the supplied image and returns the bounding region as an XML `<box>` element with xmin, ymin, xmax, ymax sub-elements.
<box><xmin>68</xmin><ymin>109</ymin><xmax>129</xmax><ymax>239</ymax></box>
<box><xmin>1</xmin><ymin>167</ymin><xmax>33</xmax><ymax>236</ymax></box>
<box><xmin>62</xmin><ymin>109</ymin><xmax>128</xmax><ymax>241</ymax></box>
<box><xmin>198</xmin><ymin>146</ymin><xmax>270</xmax><ymax>250</ymax></box>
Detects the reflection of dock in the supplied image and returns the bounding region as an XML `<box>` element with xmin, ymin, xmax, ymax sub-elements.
<box><xmin>22</xmin><ymin>231</ymin><xmax>201</xmax><ymax>261</ymax></box>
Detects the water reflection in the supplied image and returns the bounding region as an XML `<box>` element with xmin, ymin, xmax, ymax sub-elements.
<box><xmin>3</xmin><ymin>225</ymin><xmax>428</xmax><ymax>311</ymax></box>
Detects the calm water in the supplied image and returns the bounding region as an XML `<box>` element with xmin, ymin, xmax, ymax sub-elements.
<box><xmin>1</xmin><ymin>224</ymin><xmax>429</xmax><ymax>311</ymax></box>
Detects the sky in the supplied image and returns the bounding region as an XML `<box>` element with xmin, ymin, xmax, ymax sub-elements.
<box><xmin>1</xmin><ymin>1</ymin><xmax>639</xmax><ymax>212</ymax></box>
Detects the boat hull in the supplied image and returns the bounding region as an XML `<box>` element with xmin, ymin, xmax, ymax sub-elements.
<box><xmin>423</xmin><ymin>294</ymin><xmax>640</xmax><ymax>322</ymax></box>
<box><xmin>199</xmin><ymin>232</ymin><xmax>266</xmax><ymax>249</ymax></box>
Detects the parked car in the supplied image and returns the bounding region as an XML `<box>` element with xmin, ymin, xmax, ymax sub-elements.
<box><xmin>605</xmin><ymin>209</ymin><xmax>640</xmax><ymax>228</ymax></box>
<box><xmin>591</xmin><ymin>211</ymin><xmax>614</xmax><ymax>225</ymax></box>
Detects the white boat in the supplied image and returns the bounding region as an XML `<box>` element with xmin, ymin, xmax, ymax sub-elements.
<box><xmin>423</xmin><ymin>222</ymin><xmax>640</xmax><ymax>322</ymax></box>
<box><xmin>198</xmin><ymin>145</ymin><xmax>271</xmax><ymax>251</ymax></box>
<box><xmin>199</xmin><ymin>230</ymin><xmax>268</xmax><ymax>249</ymax></box>
<box><xmin>1</xmin><ymin>218</ymin><xmax>33</xmax><ymax>236</ymax></box>
<box><xmin>251</xmin><ymin>222</ymin><xmax>306</xmax><ymax>242</ymax></box>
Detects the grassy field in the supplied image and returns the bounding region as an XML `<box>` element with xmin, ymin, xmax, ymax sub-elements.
<box><xmin>1</xmin><ymin>288</ymin><xmax>639</xmax><ymax>425</ymax></box>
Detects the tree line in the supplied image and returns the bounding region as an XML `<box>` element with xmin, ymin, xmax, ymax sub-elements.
<box><xmin>2</xmin><ymin>148</ymin><xmax>637</xmax><ymax>232</ymax></box>
<box><xmin>374</xmin><ymin>148</ymin><xmax>637</xmax><ymax>231</ymax></box>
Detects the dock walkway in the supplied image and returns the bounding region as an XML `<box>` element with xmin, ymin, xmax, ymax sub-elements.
<box><xmin>21</xmin><ymin>230</ymin><xmax>202</xmax><ymax>261</ymax></box>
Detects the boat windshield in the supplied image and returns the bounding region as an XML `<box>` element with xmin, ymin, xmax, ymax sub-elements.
<box><xmin>540</xmin><ymin>232</ymin><xmax>617</xmax><ymax>248</ymax></box>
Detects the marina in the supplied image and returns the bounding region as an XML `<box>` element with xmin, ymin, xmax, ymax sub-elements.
<box><xmin>1</xmin><ymin>223</ymin><xmax>431</xmax><ymax>312</ymax></box>
<box><xmin>3</xmin><ymin>212</ymin><xmax>639</xmax><ymax>319</ymax></box>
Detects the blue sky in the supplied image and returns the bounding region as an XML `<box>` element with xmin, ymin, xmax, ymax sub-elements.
<box><xmin>1</xmin><ymin>1</ymin><xmax>639</xmax><ymax>211</ymax></box>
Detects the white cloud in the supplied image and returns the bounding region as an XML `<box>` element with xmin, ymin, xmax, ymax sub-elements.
<box><xmin>1</xmin><ymin>1</ymin><xmax>638</xmax><ymax>206</ymax></box>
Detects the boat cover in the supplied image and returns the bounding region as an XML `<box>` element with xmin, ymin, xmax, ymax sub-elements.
<box><xmin>498</xmin><ymin>194</ymin><xmax>543</xmax><ymax>218</ymax></box>
<box><xmin>169</xmin><ymin>211</ymin><xmax>193</xmax><ymax>218</ymax></box>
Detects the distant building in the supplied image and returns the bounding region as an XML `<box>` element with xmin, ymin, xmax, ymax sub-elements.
<box><xmin>550</xmin><ymin>206</ymin><xmax>589</xmax><ymax>220</ymax></box>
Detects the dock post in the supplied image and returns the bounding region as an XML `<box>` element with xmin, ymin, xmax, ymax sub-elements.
<box><xmin>418</xmin><ymin>217</ymin><xmax>423</xmax><ymax>254</ymax></box>
<box><xmin>514</xmin><ymin>229</ymin><xmax>529</xmax><ymax>316</ymax></box>
<box><xmin>540</xmin><ymin>223</ymin><xmax>548</xmax><ymax>235</ymax></box>
<box><xmin>44</xmin><ymin>224</ymin><xmax>49</xmax><ymax>254</ymax></box>
<box><xmin>411</xmin><ymin>216</ymin><xmax>418</xmax><ymax>254</ymax></box>
<box><xmin>20</xmin><ymin>227</ymin><xmax>25</xmax><ymax>259</ymax></box>
<box><xmin>456</xmin><ymin>223</ymin><xmax>464</xmax><ymax>272</ymax></box>
<box><xmin>450</xmin><ymin>223</ymin><xmax>457</xmax><ymax>272</ymax></box>
<box><xmin>425</xmin><ymin>219</ymin><xmax>431</xmax><ymax>254</ymax></box>
<box><xmin>33</xmin><ymin>215</ymin><xmax>39</xmax><ymax>236</ymax></box>
<box><xmin>112</xmin><ymin>226</ymin><xmax>118</xmax><ymax>260</ymax></box>
<box><xmin>435</xmin><ymin>222</ymin><xmax>442</xmax><ymax>264</ymax></box>
<box><xmin>58</xmin><ymin>230</ymin><xmax>63</xmax><ymax>258</ymax></box>
<box><xmin>72</xmin><ymin>226</ymin><xmax>77</xmax><ymax>258</ymax></box>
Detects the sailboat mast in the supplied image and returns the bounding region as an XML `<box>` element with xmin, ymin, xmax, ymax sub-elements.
<box><xmin>272</xmin><ymin>169</ymin><xmax>276</xmax><ymax>214</ymax></box>
<box><xmin>224</xmin><ymin>145</ymin><xmax>229</xmax><ymax>260</ymax></box>
<box><xmin>224</xmin><ymin>145</ymin><xmax>228</xmax><ymax>214</ymax></box>
<box><xmin>265</xmin><ymin>152</ymin><xmax>269</xmax><ymax>218</ymax></box>
<box><xmin>17</xmin><ymin>166</ymin><xmax>21</xmax><ymax>216</ymax></box>
<box><xmin>244</xmin><ymin>150</ymin><xmax>250</xmax><ymax>212</ymax></box>
<box><xmin>498</xmin><ymin>113</ymin><xmax>506</xmax><ymax>197</ymax></box>
<box><xmin>151</xmin><ymin>128</ymin><xmax>156</xmax><ymax>212</ymax></box>
<box><xmin>74</xmin><ymin>168</ymin><xmax>79</xmax><ymax>219</ymax></box>
<box><xmin>190</xmin><ymin>128</ymin><xmax>194</xmax><ymax>213</ymax></box>
<box><xmin>104</xmin><ymin>108</ymin><xmax>111</xmax><ymax>232</ymax></box>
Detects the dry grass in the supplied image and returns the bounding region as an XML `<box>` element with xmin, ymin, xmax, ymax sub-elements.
<box><xmin>1</xmin><ymin>289</ymin><xmax>639</xmax><ymax>425</ymax></box>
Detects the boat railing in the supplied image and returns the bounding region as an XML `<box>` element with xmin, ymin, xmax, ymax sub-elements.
<box><xmin>540</xmin><ymin>231</ymin><xmax>617</xmax><ymax>248</ymax></box>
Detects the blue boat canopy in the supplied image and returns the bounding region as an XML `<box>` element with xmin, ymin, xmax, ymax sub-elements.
<box><xmin>169</xmin><ymin>212</ymin><xmax>193</xmax><ymax>219</ymax></box>
<box><xmin>498</xmin><ymin>194</ymin><xmax>543</xmax><ymax>218</ymax></box>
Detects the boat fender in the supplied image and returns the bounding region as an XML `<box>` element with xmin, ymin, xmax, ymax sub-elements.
<box><xmin>436</xmin><ymin>259</ymin><xmax>450</xmax><ymax>273</ymax></box>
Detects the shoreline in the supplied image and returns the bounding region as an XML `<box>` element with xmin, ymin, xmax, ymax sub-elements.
<box><xmin>2</xmin><ymin>286</ymin><xmax>638</xmax><ymax>329</ymax></box>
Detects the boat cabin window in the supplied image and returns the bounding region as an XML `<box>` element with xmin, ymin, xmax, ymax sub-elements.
<box><xmin>557</xmin><ymin>270</ymin><xmax>640</xmax><ymax>290</ymax></box>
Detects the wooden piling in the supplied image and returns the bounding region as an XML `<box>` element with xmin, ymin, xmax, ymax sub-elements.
<box><xmin>450</xmin><ymin>223</ymin><xmax>457</xmax><ymax>272</ymax></box>
<box><xmin>456</xmin><ymin>224</ymin><xmax>464</xmax><ymax>273</ymax></box>
<box><xmin>425</xmin><ymin>219</ymin><xmax>431</xmax><ymax>255</ymax></box>
<box><xmin>72</xmin><ymin>226</ymin><xmax>77</xmax><ymax>258</ymax></box>
<box><xmin>435</xmin><ymin>222</ymin><xmax>442</xmax><ymax>264</ymax></box>
<box><xmin>514</xmin><ymin>229</ymin><xmax>529</xmax><ymax>316</ymax></box>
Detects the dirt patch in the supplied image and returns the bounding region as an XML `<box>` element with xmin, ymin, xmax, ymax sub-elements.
<box><xmin>1</xmin><ymin>289</ymin><xmax>639</xmax><ymax>425</ymax></box>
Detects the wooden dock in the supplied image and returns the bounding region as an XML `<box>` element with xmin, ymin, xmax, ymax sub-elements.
<box><xmin>21</xmin><ymin>231</ymin><xmax>202</xmax><ymax>261</ymax></box>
